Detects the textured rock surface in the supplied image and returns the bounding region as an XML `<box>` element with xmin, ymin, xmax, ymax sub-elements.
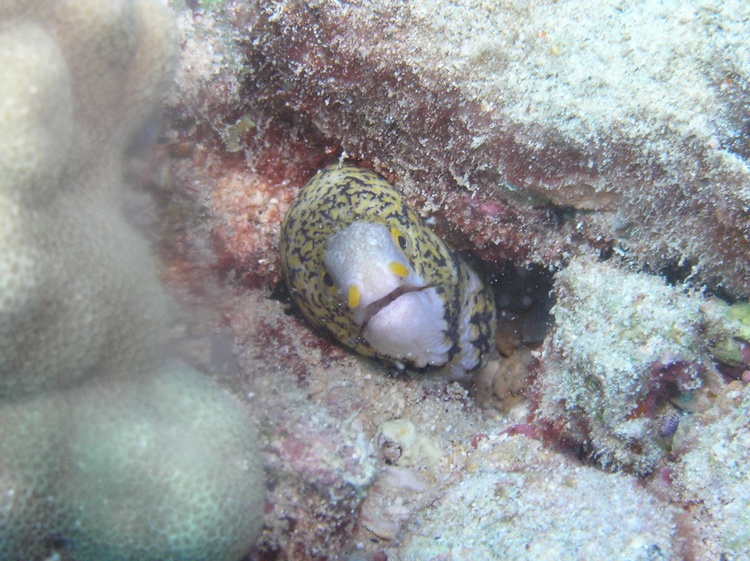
<box><xmin>533</xmin><ymin>257</ymin><xmax>710</xmax><ymax>474</ymax></box>
<box><xmin>672</xmin><ymin>382</ymin><xmax>750</xmax><ymax>560</ymax></box>
<box><xmin>219</xmin><ymin>290</ymin><xmax>379</xmax><ymax>560</ymax></box>
<box><xmin>397</xmin><ymin>446</ymin><xmax>683</xmax><ymax>560</ymax></box>
<box><xmin>229</xmin><ymin>0</ymin><xmax>750</xmax><ymax>296</ymax></box>
<box><xmin>532</xmin><ymin>256</ymin><xmax>750</xmax><ymax>475</ymax></box>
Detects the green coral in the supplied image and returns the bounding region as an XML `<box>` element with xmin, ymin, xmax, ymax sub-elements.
<box><xmin>0</xmin><ymin>1</ymin><xmax>264</xmax><ymax>559</ymax></box>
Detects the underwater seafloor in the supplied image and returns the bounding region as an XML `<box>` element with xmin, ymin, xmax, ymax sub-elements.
<box><xmin>1</xmin><ymin>0</ymin><xmax>749</xmax><ymax>560</ymax></box>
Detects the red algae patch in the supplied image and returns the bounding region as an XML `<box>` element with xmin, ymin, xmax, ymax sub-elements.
<box><xmin>210</xmin><ymin>165</ymin><xmax>291</xmax><ymax>286</ymax></box>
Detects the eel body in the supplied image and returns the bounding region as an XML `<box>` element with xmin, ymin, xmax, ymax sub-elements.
<box><xmin>279</xmin><ymin>163</ymin><xmax>496</xmax><ymax>374</ymax></box>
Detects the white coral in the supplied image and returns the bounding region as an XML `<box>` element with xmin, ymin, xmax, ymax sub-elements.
<box><xmin>0</xmin><ymin>1</ymin><xmax>264</xmax><ymax>559</ymax></box>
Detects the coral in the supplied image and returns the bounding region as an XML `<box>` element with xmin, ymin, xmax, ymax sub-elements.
<box><xmin>64</xmin><ymin>365</ymin><xmax>264</xmax><ymax>561</ymax></box>
<box><xmin>396</xmin><ymin>461</ymin><xmax>681</xmax><ymax>560</ymax></box>
<box><xmin>0</xmin><ymin>0</ymin><xmax>264</xmax><ymax>559</ymax></box>
<box><xmin>0</xmin><ymin>0</ymin><xmax>173</xmax><ymax>396</ymax></box>
<box><xmin>156</xmin><ymin>1</ymin><xmax>750</xmax><ymax>558</ymax></box>
<box><xmin>0</xmin><ymin>364</ymin><xmax>264</xmax><ymax>561</ymax></box>
<box><xmin>223</xmin><ymin>0</ymin><xmax>750</xmax><ymax>296</ymax></box>
<box><xmin>532</xmin><ymin>256</ymin><xmax>742</xmax><ymax>474</ymax></box>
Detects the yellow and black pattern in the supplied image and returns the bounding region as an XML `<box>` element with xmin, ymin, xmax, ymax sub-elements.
<box><xmin>279</xmin><ymin>163</ymin><xmax>496</xmax><ymax>372</ymax></box>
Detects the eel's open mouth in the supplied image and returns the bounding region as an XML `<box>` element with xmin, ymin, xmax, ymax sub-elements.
<box><xmin>357</xmin><ymin>284</ymin><xmax>434</xmax><ymax>336</ymax></box>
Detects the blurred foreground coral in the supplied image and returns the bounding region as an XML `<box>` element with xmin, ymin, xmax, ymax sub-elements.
<box><xmin>0</xmin><ymin>1</ymin><xmax>264</xmax><ymax>559</ymax></box>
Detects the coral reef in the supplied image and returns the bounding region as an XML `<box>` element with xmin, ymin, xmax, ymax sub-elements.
<box><xmin>156</xmin><ymin>1</ymin><xmax>750</xmax><ymax>559</ymax></box>
<box><xmin>396</xmin><ymin>438</ymin><xmax>684</xmax><ymax>560</ymax></box>
<box><xmin>532</xmin><ymin>256</ymin><xmax>734</xmax><ymax>474</ymax></box>
<box><xmin>672</xmin><ymin>382</ymin><xmax>750</xmax><ymax>560</ymax></box>
<box><xmin>231</xmin><ymin>0</ymin><xmax>750</xmax><ymax>296</ymax></box>
<box><xmin>0</xmin><ymin>1</ymin><xmax>264</xmax><ymax>559</ymax></box>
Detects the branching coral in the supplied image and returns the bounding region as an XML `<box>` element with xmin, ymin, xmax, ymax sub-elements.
<box><xmin>0</xmin><ymin>1</ymin><xmax>264</xmax><ymax>559</ymax></box>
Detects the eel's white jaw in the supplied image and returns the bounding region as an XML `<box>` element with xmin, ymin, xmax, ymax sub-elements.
<box><xmin>362</xmin><ymin>287</ymin><xmax>452</xmax><ymax>367</ymax></box>
<box><xmin>324</xmin><ymin>221</ymin><xmax>451</xmax><ymax>366</ymax></box>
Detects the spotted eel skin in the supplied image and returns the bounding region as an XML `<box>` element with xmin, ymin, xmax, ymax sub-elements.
<box><xmin>279</xmin><ymin>163</ymin><xmax>496</xmax><ymax>374</ymax></box>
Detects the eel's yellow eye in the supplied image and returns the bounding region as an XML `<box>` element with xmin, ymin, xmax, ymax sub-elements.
<box><xmin>390</xmin><ymin>227</ymin><xmax>409</xmax><ymax>252</ymax></box>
